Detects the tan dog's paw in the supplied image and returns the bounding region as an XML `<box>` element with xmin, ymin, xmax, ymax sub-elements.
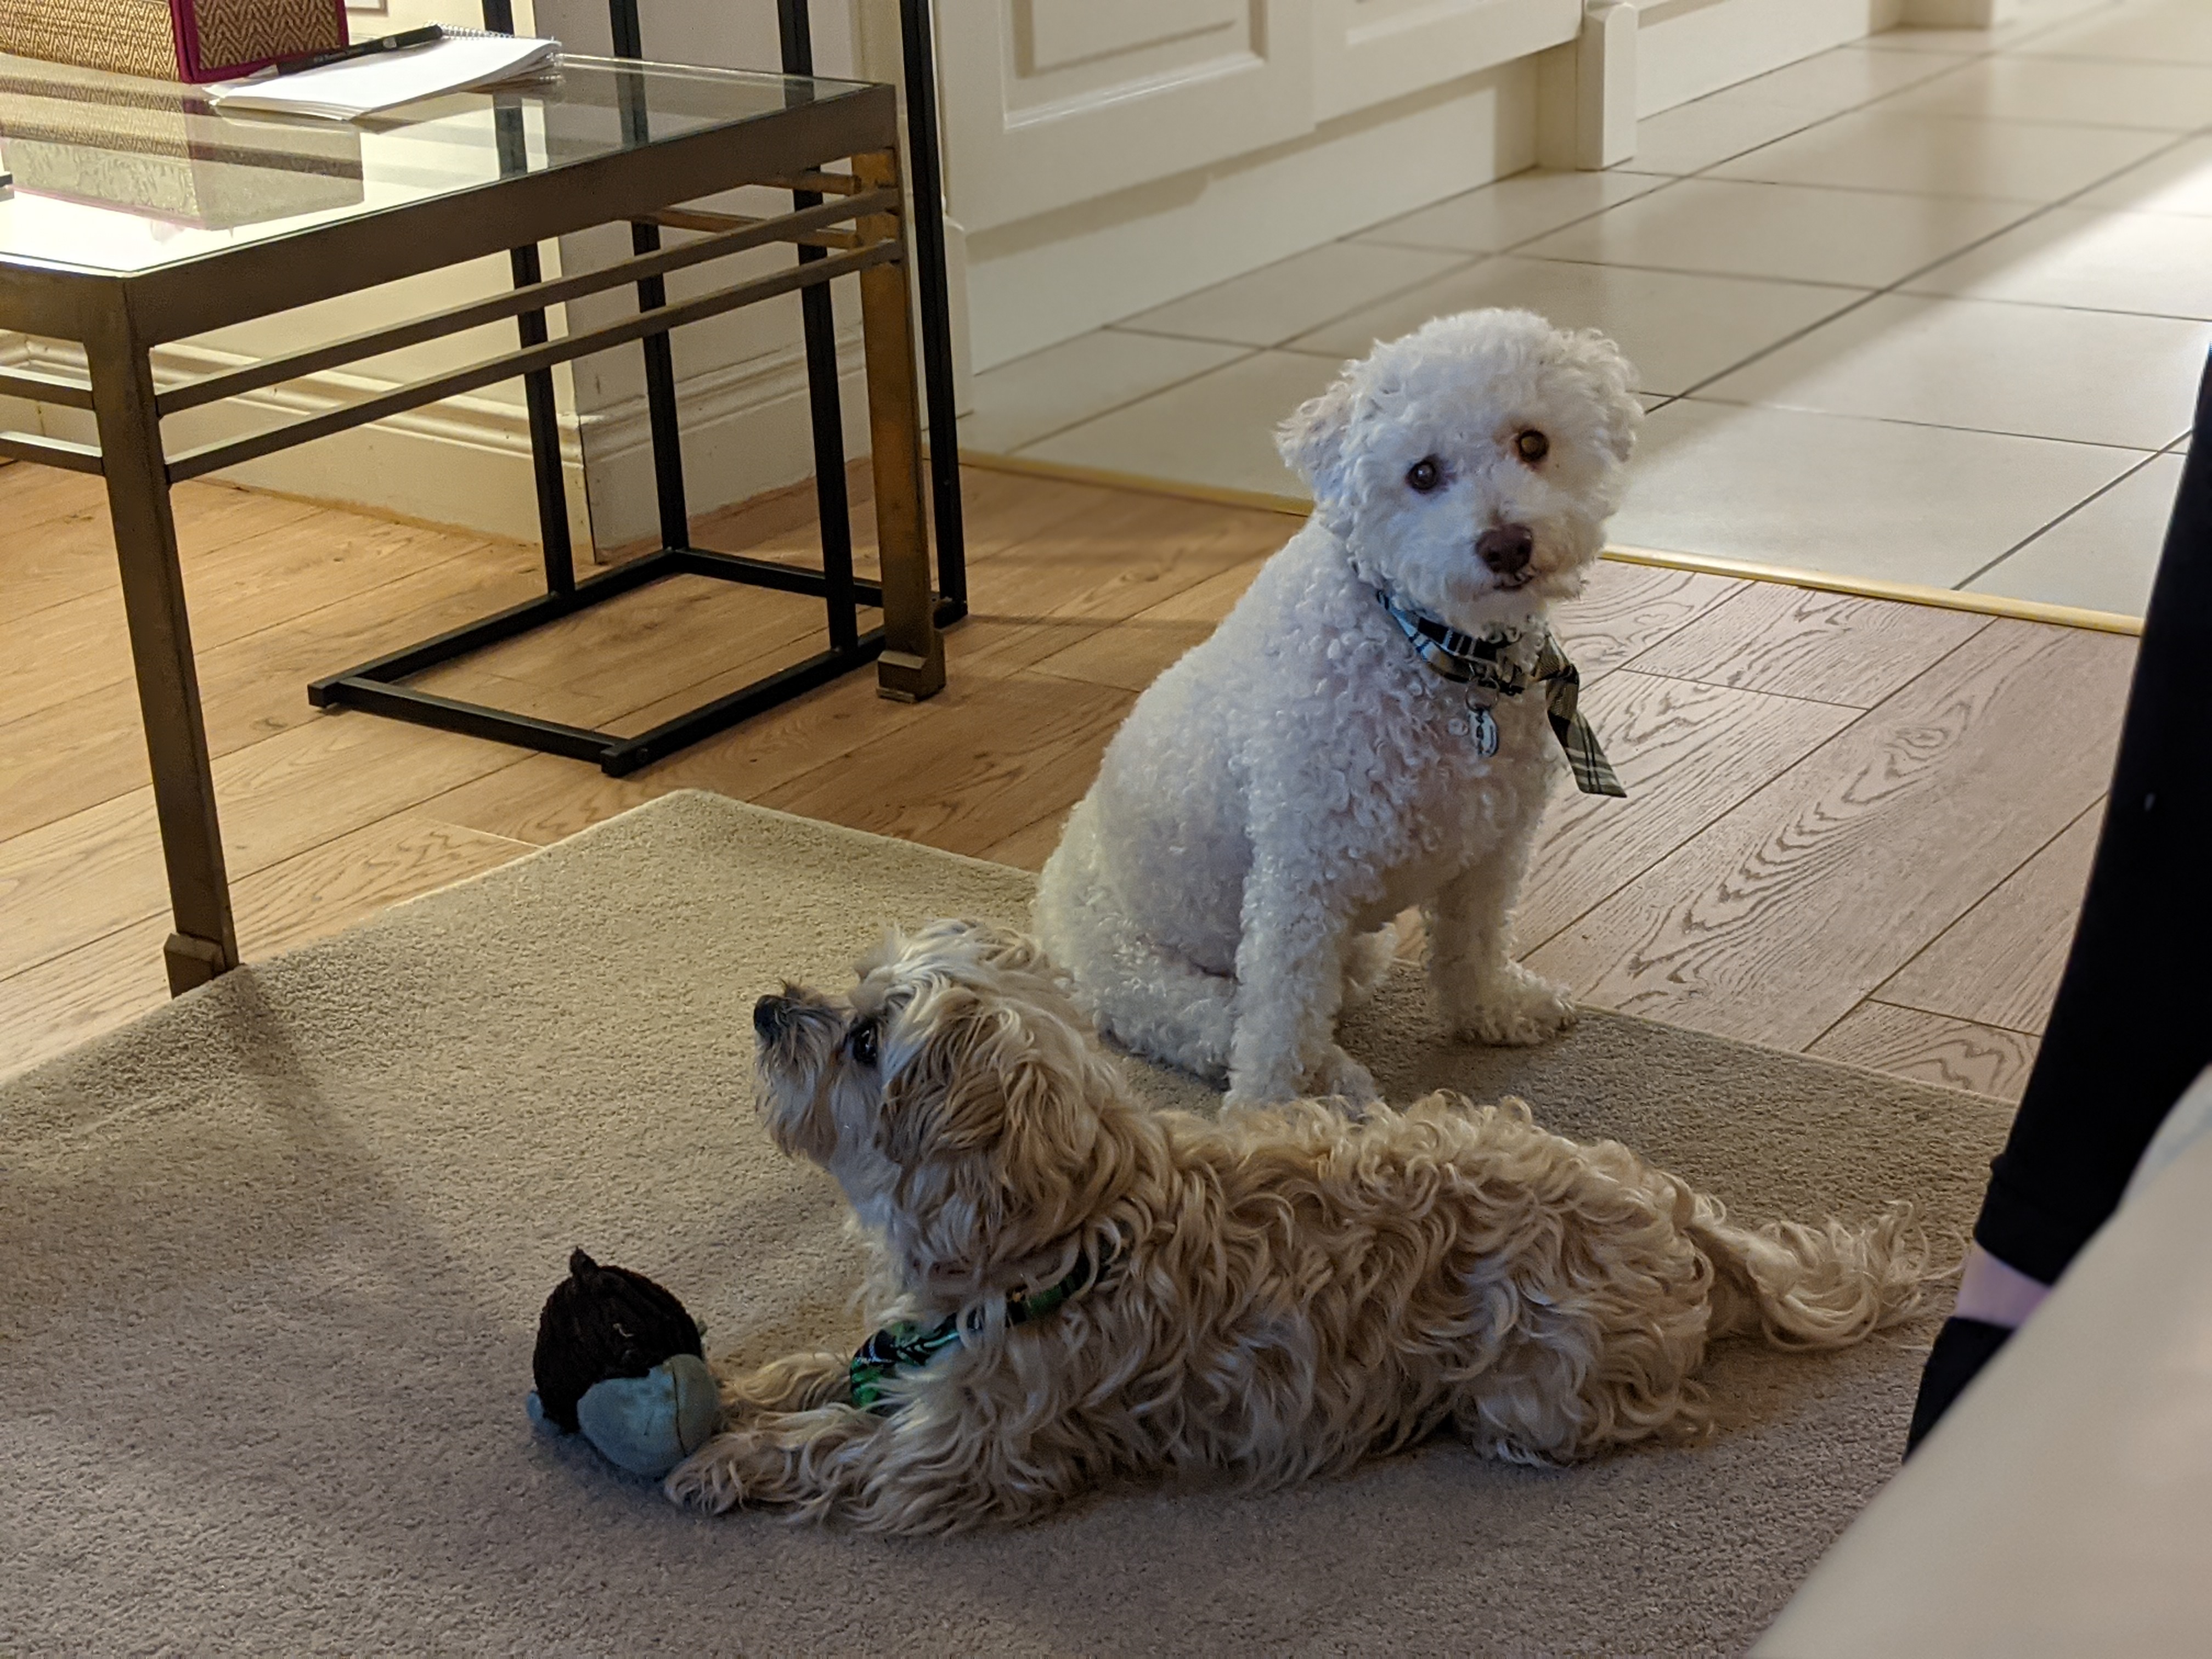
<box><xmin>664</xmin><ymin>1436</ymin><xmax>751</xmax><ymax>1513</ymax></box>
<box><xmin>1453</xmin><ymin>966</ymin><xmax>1577</xmax><ymax>1047</ymax></box>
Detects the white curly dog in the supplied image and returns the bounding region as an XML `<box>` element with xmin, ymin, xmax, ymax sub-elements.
<box><xmin>1034</xmin><ymin>308</ymin><xmax>1641</xmax><ymax>1109</ymax></box>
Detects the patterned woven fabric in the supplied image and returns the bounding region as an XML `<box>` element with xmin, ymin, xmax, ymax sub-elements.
<box><xmin>0</xmin><ymin>0</ymin><xmax>342</xmax><ymax>82</ymax></box>
<box><xmin>0</xmin><ymin>0</ymin><xmax>182</xmax><ymax>80</ymax></box>
<box><xmin>1377</xmin><ymin>589</ymin><xmax>1628</xmax><ymax>798</ymax></box>
<box><xmin>191</xmin><ymin>0</ymin><xmax>341</xmax><ymax>75</ymax></box>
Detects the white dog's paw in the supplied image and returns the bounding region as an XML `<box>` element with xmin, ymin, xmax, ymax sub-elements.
<box><xmin>1339</xmin><ymin>926</ymin><xmax>1401</xmax><ymax>1011</ymax></box>
<box><xmin>1306</xmin><ymin>1046</ymin><xmax>1380</xmax><ymax>1108</ymax></box>
<box><xmin>1452</xmin><ymin>966</ymin><xmax>1578</xmax><ymax>1047</ymax></box>
<box><xmin>1223</xmin><ymin>1074</ymin><xmax>1298</xmax><ymax>1113</ymax></box>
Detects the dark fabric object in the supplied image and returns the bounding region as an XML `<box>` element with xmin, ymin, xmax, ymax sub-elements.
<box><xmin>531</xmin><ymin>1248</ymin><xmax>704</xmax><ymax>1435</ymax></box>
<box><xmin>1973</xmin><ymin>353</ymin><xmax>2212</xmax><ymax>1287</ymax></box>
<box><xmin>1905</xmin><ymin>1317</ymin><xmax>2017</xmax><ymax>1457</ymax></box>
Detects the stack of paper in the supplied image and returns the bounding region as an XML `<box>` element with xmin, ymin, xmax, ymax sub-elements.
<box><xmin>208</xmin><ymin>32</ymin><xmax>561</xmax><ymax>121</ymax></box>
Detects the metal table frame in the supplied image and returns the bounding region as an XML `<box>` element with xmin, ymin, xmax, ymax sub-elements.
<box><xmin>0</xmin><ymin>33</ymin><xmax>949</xmax><ymax>998</ymax></box>
<box><xmin>306</xmin><ymin>0</ymin><xmax>968</xmax><ymax>776</ymax></box>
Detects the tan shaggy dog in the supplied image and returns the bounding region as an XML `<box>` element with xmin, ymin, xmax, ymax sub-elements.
<box><xmin>667</xmin><ymin>921</ymin><xmax>1932</xmax><ymax>1533</ymax></box>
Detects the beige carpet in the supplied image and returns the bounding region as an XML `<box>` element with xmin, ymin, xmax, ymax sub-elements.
<box><xmin>1</xmin><ymin>791</ymin><xmax>2007</xmax><ymax>1658</ymax></box>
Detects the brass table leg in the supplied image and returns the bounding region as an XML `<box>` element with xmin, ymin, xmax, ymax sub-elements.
<box><xmin>854</xmin><ymin>145</ymin><xmax>945</xmax><ymax>704</ymax></box>
<box><xmin>87</xmin><ymin>315</ymin><xmax>240</xmax><ymax>994</ymax></box>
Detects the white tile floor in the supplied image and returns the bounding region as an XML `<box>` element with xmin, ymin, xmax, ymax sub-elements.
<box><xmin>957</xmin><ymin>0</ymin><xmax>2212</xmax><ymax>618</ymax></box>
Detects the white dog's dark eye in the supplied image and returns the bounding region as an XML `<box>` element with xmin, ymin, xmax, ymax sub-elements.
<box><xmin>1406</xmin><ymin>456</ymin><xmax>1443</xmax><ymax>493</ymax></box>
<box><xmin>849</xmin><ymin>1022</ymin><xmax>879</xmax><ymax>1067</ymax></box>
<box><xmin>1515</xmin><ymin>430</ymin><xmax>1550</xmax><ymax>464</ymax></box>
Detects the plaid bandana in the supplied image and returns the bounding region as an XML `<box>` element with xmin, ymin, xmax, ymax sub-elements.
<box><xmin>847</xmin><ymin>1244</ymin><xmax>1118</xmax><ymax>1414</ymax></box>
<box><xmin>1378</xmin><ymin>591</ymin><xmax>1626</xmax><ymax>798</ymax></box>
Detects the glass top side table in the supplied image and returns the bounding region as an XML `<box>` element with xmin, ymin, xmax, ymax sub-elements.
<box><xmin>0</xmin><ymin>49</ymin><xmax>947</xmax><ymax>996</ymax></box>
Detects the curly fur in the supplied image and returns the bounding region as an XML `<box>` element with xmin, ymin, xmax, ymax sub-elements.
<box><xmin>667</xmin><ymin>922</ymin><xmax>1932</xmax><ymax>1535</ymax></box>
<box><xmin>1034</xmin><ymin>308</ymin><xmax>1644</xmax><ymax>1108</ymax></box>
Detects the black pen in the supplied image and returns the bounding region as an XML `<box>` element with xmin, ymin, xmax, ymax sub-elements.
<box><xmin>269</xmin><ymin>24</ymin><xmax>445</xmax><ymax>77</ymax></box>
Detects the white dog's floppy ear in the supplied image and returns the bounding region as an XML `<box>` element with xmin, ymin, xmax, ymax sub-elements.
<box><xmin>1275</xmin><ymin>372</ymin><xmax>1360</xmax><ymax>502</ymax></box>
<box><xmin>1562</xmin><ymin>329</ymin><xmax>1642</xmax><ymax>464</ymax></box>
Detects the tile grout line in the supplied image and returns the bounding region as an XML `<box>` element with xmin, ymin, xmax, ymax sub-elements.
<box><xmin>1045</xmin><ymin>122</ymin><xmax>2207</xmax><ymax>456</ymax></box>
<box><xmin>1108</xmin><ymin>249</ymin><xmax>1491</xmax><ymax>359</ymax></box>
<box><xmin>1950</xmin><ymin>447</ymin><xmax>2177</xmax><ymax>592</ymax></box>
<box><xmin>1347</xmin><ymin>174</ymin><xmax>1689</xmax><ymax>265</ymax></box>
<box><xmin>978</xmin><ymin>34</ymin><xmax>2017</xmax><ymax>452</ymax></box>
<box><xmin>973</xmin><ymin>6</ymin><xmax>2198</xmax><ymax>601</ymax></box>
<box><xmin>986</xmin><ymin>347</ymin><xmax>1263</xmax><ymax>458</ymax></box>
<box><xmin>1662</xmin><ymin>125</ymin><xmax>2209</xmax><ymax>406</ymax></box>
<box><xmin>1670</xmin><ymin>396</ymin><xmax>2181</xmax><ymax>455</ymax></box>
<box><xmin>1619</xmin><ymin>13</ymin><xmax>2211</xmax><ymax>404</ymax></box>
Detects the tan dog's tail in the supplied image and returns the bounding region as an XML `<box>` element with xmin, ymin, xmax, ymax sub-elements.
<box><xmin>1691</xmin><ymin>1197</ymin><xmax>1936</xmax><ymax>1351</ymax></box>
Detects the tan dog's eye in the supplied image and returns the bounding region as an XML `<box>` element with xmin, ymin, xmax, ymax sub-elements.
<box><xmin>849</xmin><ymin>1021</ymin><xmax>879</xmax><ymax>1067</ymax></box>
<box><xmin>1515</xmin><ymin>430</ymin><xmax>1549</xmax><ymax>464</ymax></box>
<box><xmin>1406</xmin><ymin>456</ymin><xmax>1442</xmax><ymax>493</ymax></box>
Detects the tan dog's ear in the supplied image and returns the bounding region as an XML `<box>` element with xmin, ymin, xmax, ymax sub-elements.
<box><xmin>876</xmin><ymin>987</ymin><xmax>1103</xmax><ymax>1279</ymax></box>
<box><xmin>878</xmin><ymin>991</ymin><xmax>1009</xmax><ymax>1169</ymax></box>
<box><xmin>904</xmin><ymin>918</ymin><xmax>1059</xmax><ymax>979</ymax></box>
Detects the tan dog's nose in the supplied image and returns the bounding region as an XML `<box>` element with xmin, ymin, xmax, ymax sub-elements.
<box><xmin>1477</xmin><ymin>525</ymin><xmax>1533</xmax><ymax>576</ymax></box>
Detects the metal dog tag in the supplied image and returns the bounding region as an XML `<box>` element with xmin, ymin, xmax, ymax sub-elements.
<box><xmin>1470</xmin><ymin>703</ymin><xmax>1500</xmax><ymax>758</ymax></box>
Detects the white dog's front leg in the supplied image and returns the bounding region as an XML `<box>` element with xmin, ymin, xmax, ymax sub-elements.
<box><xmin>1425</xmin><ymin>853</ymin><xmax>1576</xmax><ymax>1048</ymax></box>
<box><xmin>1227</xmin><ymin>865</ymin><xmax>1377</xmax><ymax>1110</ymax></box>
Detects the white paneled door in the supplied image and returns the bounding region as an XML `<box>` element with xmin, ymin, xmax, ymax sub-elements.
<box><xmin>1312</xmin><ymin>0</ymin><xmax>1578</xmax><ymax>121</ymax></box>
<box><xmin>938</xmin><ymin>0</ymin><xmax>1318</xmax><ymax>232</ymax></box>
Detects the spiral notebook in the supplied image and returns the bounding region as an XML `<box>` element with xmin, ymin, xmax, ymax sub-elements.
<box><xmin>207</xmin><ymin>30</ymin><xmax>561</xmax><ymax>120</ymax></box>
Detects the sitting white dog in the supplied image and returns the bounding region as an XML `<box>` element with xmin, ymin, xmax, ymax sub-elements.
<box><xmin>1035</xmin><ymin>309</ymin><xmax>1640</xmax><ymax>1108</ymax></box>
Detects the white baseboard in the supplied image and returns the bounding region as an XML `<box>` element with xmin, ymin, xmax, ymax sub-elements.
<box><xmin>1</xmin><ymin>332</ymin><xmax>592</xmax><ymax>548</ymax></box>
<box><xmin>963</xmin><ymin>60</ymin><xmax>1541</xmax><ymax>371</ymax></box>
<box><xmin>0</xmin><ymin>328</ymin><xmax>893</xmax><ymax>558</ymax></box>
<box><xmin>1900</xmin><ymin>0</ymin><xmax>2019</xmax><ymax>24</ymax></box>
<box><xmin>1634</xmin><ymin>0</ymin><xmax>1906</xmax><ymax>116</ymax></box>
<box><xmin>568</xmin><ymin>330</ymin><xmax>875</xmax><ymax>554</ymax></box>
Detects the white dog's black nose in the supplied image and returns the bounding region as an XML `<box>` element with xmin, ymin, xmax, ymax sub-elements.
<box><xmin>753</xmin><ymin>994</ymin><xmax>790</xmax><ymax>1036</ymax></box>
<box><xmin>1477</xmin><ymin>525</ymin><xmax>1533</xmax><ymax>577</ymax></box>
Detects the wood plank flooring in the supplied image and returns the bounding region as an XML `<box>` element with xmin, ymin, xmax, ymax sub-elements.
<box><xmin>0</xmin><ymin>461</ymin><xmax>2131</xmax><ymax>1099</ymax></box>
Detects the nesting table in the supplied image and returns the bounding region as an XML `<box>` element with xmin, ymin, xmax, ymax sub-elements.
<box><xmin>0</xmin><ymin>47</ymin><xmax>954</xmax><ymax>996</ymax></box>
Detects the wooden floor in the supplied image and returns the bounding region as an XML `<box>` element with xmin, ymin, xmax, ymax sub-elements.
<box><xmin>0</xmin><ymin>459</ymin><xmax>2134</xmax><ymax>1096</ymax></box>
